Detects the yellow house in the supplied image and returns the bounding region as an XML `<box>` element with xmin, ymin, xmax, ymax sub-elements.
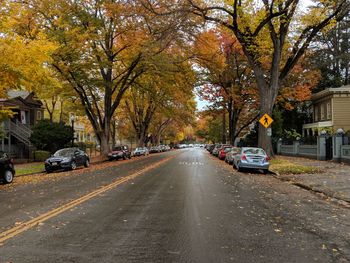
<box><xmin>303</xmin><ymin>86</ymin><xmax>350</xmax><ymax>136</ymax></box>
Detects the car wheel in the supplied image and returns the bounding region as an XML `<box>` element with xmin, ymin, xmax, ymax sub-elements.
<box><xmin>263</xmin><ymin>169</ymin><xmax>268</xmax><ymax>174</ymax></box>
<box><xmin>237</xmin><ymin>162</ymin><xmax>242</xmax><ymax>172</ymax></box>
<box><xmin>128</xmin><ymin>154</ymin><xmax>131</xmax><ymax>159</ymax></box>
<box><xmin>70</xmin><ymin>161</ymin><xmax>77</xmax><ymax>170</ymax></box>
<box><xmin>84</xmin><ymin>159</ymin><xmax>90</xmax><ymax>168</ymax></box>
<box><xmin>45</xmin><ymin>168</ymin><xmax>52</xmax><ymax>173</ymax></box>
<box><xmin>123</xmin><ymin>155</ymin><xmax>126</xmax><ymax>160</ymax></box>
<box><xmin>3</xmin><ymin>170</ymin><xmax>14</xmax><ymax>184</ymax></box>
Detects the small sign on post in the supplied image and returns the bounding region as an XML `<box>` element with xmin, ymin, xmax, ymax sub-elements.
<box><xmin>267</xmin><ymin>127</ymin><xmax>272</xmax><ymax>137</ymax></box>
<box><xmin>259</xmin><ymin>114</ymin><xmax>274</xmax><ymax>129</ymax></box>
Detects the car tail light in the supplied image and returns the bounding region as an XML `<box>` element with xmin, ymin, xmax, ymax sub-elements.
<box><xmin>266</xmin><ymin>156</ymin><xmax>271</xmax><ymax>161</ymax></box>
<box><xmin>241</xmin><ymin>155</ymin><xmax>247</xmax><ymax>161</ymax></box>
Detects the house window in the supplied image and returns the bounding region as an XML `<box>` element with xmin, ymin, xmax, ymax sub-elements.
<box><xmin>314</xmin><ymin>106</ymin><xmax>319</xmax><ymax>122</ymax></box>
<box><xmin>320</xmin><ymin>104</ymin><xmax>325</xmax><ymax>120</ymax></box>
<box><xmin>326</xmin><ymin>102</ymin><xmax>331</xmax><ymax>119</ymax></box>
<box><xmin>37</xmin><ymin>111</ymin><xmax>42</xmax><ymax>121</ymax></box>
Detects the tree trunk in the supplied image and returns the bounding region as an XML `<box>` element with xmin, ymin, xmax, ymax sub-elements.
<box><xmin>222</xmin><ymin>111</ymin><xmax>226</xmax><ymax>144</ymax></box>
<box><xmin>59</xmin><ymin>100</ymin><xmax>64</xmax><ymax>123</ymax></box>
<box><xmin>99</xmin><ymin>132</ymin><xmax>110</xmax><ymax>156</ymax></box>
<box><xmin>138</xmin><ymin>132</ymin><xmax>146</xmax><ymax>147</ymax></box>
<box><xmin>227</xmin><ymin>99</ymin><xmax>234</xmax><ymax>145</ymax></box>
<box><xmin>110</xmin><ymin>119</ymin><xmax>117</xmax><ymax>148</ymax></box>
<box><xmin>258</xmin><ymin>85</ymin><xmax>275</xmax><ymax>156</ymax></box>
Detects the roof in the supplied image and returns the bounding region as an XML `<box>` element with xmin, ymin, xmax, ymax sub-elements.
<box><xmin>0</xmin><ymin>90</ymin><xmax>43</xmax><ymax>108</ymax></box>
<box><xmin>7</xmin><ymin>90</ymin><xmax>31</xmax><ymax>100</ymax></box>
<box><xmin>312</xmin><ymin>85</ymin><xmax>350</xmax><ymax>101</ymax></box>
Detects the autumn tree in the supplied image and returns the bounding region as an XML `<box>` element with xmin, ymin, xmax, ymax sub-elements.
<box><xmin>186</xmin><ymin>0</ymin><xmax>349</xmax><ymax>155</ymax></box>
<box><xmin>194</xmin><ymin>29</ymin><xmax>259</xmax><ymax>145</ymax></box>
<box><xmin>195</xmin><ymin>110</ymin><xmax>224</xmax><ymax>143</ymax></box>
<box><xmin>0</xmin><ymin>3</ymin><xmax>56</xmax><ymax>120</ymax></box>
<box><xmin>122</xmin><ymin>49</ymin><xmax>196</xmax><ymax>147</ymax></box>
<box><xmin>14</xmin><ymin>0</ymin><xmax>190</xmax><ymax>156</ymax></box>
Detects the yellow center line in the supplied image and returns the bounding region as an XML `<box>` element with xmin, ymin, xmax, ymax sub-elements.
<box><xmin>0</xmin><ymin>154</ymin><xmax>177</xmax><ymax>244</ymax></box>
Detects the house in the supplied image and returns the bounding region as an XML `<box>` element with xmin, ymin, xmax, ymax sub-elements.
<box><xmin>0</xmin><ymin>90</ymin><xmax>44</xmax><ymax>158</ymax></box>
<box><xmin>303</xmin><ymin>86</ymin><xmax>350</xmax><ymax>137</ymax></box>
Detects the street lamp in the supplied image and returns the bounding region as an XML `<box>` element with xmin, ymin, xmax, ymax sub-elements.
<box><xmin>70</xmin><ymin>114</ymin><xmax>76</xmax><ymax>147</ymax></box>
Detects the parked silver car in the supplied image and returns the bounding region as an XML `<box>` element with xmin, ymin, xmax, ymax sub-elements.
<box><xmin>233</xmin><ymin>147</ymin><xmax>270</xmax><ymax>174</ymax></box>
<box><xmin>225</xmin><ymin>147</ymin><xmax>241</xmax><ymax>164</ymax></box>
<box><xmin>133</xmin><ymin>147</ymin><xmax>149</xmax><ymax>156</ymax></box>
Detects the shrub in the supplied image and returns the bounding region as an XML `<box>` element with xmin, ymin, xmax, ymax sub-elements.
<box><xmin>74</xmin><ymin>141</ymin><xmax>87</xmax><ymax>151</ymax></box>
<box><xmin>30</xmin><ymin>119</ymin><xmax>73</xmax><ymax>153</ymax></box>
<box><xmin>34</xmin><ymin>150</ymin><xmax>51</xmax><ymax>162</ymax></box>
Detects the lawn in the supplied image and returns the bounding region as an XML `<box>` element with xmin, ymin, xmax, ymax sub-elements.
<box><xmin>15</xmin><ymin>163</ymin><xmax>45</xmax><ymax>176</ymax></box>
<box><xmin>269</xmin><ymin>158</ymin><xmax>322</xmax><ymax>175</ymax></box>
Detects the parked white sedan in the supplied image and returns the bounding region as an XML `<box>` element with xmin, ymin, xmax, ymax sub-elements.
<box><xmin>233</xmin><ymin>147</ymin><xmax>270</xmax><ymax>174</ymax></box>
<box><xmin>133</xmin><ymin>147</ymin><xmax>149</xmax><ymax>156</ymax></box>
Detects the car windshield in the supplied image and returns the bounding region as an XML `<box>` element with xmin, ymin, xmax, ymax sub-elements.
<box><xmin>243</xmin><ymin>148</ymin><xmax>266</xmax><ymax>155</ymax></box>
<box><xmin>224</xmin><ymin>147</ymin><xmax>232</xmax><ymax>152</ymax></box>
<box><xmin>113</xmin><ymin>146</ymin><xmax>123</xmax><ymax>151</ymax></box>
<box><xmin>54</xmin><ymin>149</ymin><xmax>75</xmax><ymax>157</ymax></box>
<box><xmin>231</xmin><ymin>148</ymin><xmax>240</xmax><ymax>154</ymax></box>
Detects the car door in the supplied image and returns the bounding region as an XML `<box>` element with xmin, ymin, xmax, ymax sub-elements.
<box><xmin>74</xmin><ymin>150</ymin><xmax>84</xmax><ymax>166</ymax></box>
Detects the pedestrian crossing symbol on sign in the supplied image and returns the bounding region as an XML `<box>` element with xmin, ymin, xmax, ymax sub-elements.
<box><xmin>259</xmin><ymin>114</ymin><xmax>274</xmax><ymax>128</ymax></box>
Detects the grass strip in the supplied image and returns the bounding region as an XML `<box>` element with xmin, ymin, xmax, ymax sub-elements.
<box><xmin>270</xmin><ymin>158</ymin><xmax>321</xmax><ymax>175</ymax></box>
<box><xmin>15</xmin><ymin>163</ymin><xmax>45</xmax><ymax>176</ymax></box>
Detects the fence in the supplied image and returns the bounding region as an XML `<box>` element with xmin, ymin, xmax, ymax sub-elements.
<box><xmin>298</xmin><ymin>145</ymin><xmax>318</xmax><ymax>158</ymax></box>
<box><xmin>341</xmin><ymin>145</ymin><xmax>350</xmax><ymax>162</ymax></box>
<box><xmin>277</xmin><ymin>134</ymin><xmax>350</xmax><ymax>163</ymax></box>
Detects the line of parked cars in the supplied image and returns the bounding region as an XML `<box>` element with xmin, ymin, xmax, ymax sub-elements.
<box><xmin>1</xmin><ymin>144</ymin><xmax>173</xmax><ymax>184</ymax></box>
<box><xmin>46</xmin><ymin>144</ymin><xmax>171</xmax><ymax>173</ymax></box>
<box><xmin>205</xmin><ymin>144</ymin><xmax>270</xmax><ymax>174</ymax></box>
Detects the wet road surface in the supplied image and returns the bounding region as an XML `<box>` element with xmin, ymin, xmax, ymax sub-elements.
<box><xmin>0</xmin><ymin>149</ymin><xmax>349</xmax><ymax>262</ymax></box>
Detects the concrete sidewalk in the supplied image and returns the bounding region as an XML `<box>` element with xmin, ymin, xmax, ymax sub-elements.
<box><xmin>272</xmin><ymin>156</ymin><xmax>350</xmax><ymax>203</ymax></box>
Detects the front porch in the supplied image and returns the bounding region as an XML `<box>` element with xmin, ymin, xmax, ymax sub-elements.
<box><xmin>302</xmin><ymin>121</ymin><xmax>333</xmax><ymax>137</ymax></box>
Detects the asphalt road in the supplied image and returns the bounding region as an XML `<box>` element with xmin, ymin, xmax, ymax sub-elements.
<box><xmin>0</xmin><ymin>149</ymin><xmax>349</xmax><ymax>263</ymax></box>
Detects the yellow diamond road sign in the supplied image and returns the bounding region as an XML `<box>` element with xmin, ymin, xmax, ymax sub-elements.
<box><xmin>259</xmin><ymin>114</ymin><xmax>274</xmax><ymax>128</ymax></box>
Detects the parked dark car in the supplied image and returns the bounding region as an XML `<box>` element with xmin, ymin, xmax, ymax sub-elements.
<box><xmin>0</xmin><ymin>151</ymin><xmax>15</xmax><ymax>184</ymax></box>
<box><xmin>45</xmin><ymin>148</ymin><xmax>90</xmax><ymax>173</ymax></box>
<box><xmin>108</xmin><ymin>145</ymin><xmax>131</xmax><ymax>160</ymax></box>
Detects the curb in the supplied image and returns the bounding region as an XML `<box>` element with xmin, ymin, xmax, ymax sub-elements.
<box><xmin>15</xmin><ymin>159</ymin><xmax>108</xmax><ymax>178</ymax></box>
<box><xmin>269</xmin><ymin>170</ymin><xmax>350</xmax><ymax>208</ymax></box>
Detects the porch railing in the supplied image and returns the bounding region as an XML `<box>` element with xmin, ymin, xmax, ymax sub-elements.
<box><xmin>4</xmin><ymin>120</ymin><xmax>32</xmax><ymax>146</ymax></box>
